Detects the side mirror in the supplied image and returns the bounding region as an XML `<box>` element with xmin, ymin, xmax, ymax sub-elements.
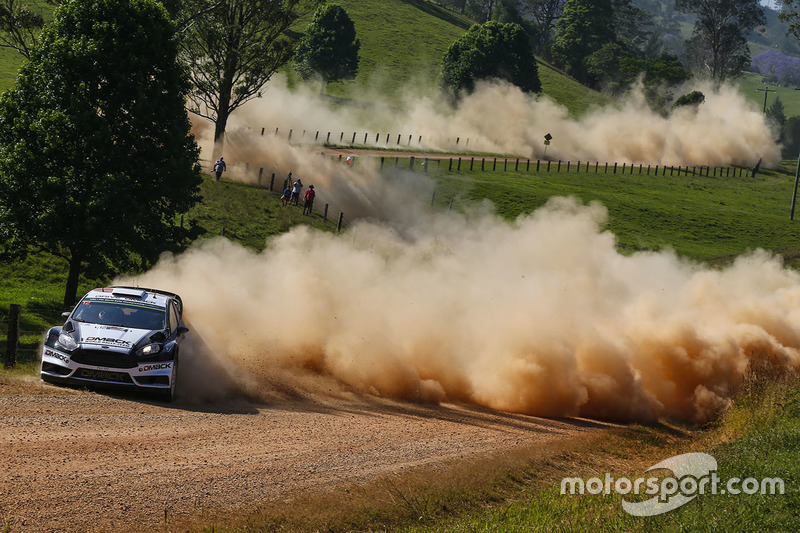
<box><xmin>61</xmin><ymin>312</ymin><xmax>71</xmax><ymax>318</ymax></box>
<box><xmin>176</xmin><ymin>326</ymin><xmax>190</xmax><ymax>336</ymax></box>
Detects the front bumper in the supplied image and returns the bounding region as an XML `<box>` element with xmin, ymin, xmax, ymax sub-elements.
<box><xmin>40</xmin><ymin>347</ymin><xmax>174</xmax><ymax>390</ymax></box>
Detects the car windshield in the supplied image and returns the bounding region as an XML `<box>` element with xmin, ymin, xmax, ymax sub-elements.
<box><xmin>72</xmin><ymin>300</ymin><xmax>166</xmax><ymax>330</ymax></box>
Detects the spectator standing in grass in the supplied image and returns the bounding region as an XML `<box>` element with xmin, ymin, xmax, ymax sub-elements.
<box><xmin>280</xmin><ymin>184</ymin><xmax>292</xmax><ymax>206</ymax></box>
<box><xmin>283</xmin><ymin>171</ymin><xmax>293</xmax><ymax>191</ymax></box>
<box><xmin>213</xmin><ymin>156</ymin><xmax>226</xmax><ymax>181</ymax></box>
<box><xmin>291</xmin><ymin>178</ymin><xmax>303</xmax><ymax>206</ymax></box>
<box><xmin>302</xmin><ymin>184</ymin><xmax>316</xmax><ymax>215</ymax></box>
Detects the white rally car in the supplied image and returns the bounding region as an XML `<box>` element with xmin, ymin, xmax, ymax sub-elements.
<box><xmin>40</xmin><ymin>286</ymin><xmax>189</xmax><ymax>401</ymax></box>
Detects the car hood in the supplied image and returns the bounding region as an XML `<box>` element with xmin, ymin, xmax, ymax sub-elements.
<box><xmin>76</xmin><ymin>323</ymin><xmax>153</xmax><ymax>350</ymax></box>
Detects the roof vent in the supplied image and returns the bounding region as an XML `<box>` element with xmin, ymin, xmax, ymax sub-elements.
<box><xmin>111</xmin><ymin>287</ymin><xmax>146</xmax><ymax>299</ymax></box>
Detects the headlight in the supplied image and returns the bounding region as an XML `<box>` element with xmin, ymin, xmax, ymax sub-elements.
<box><xmin>57</xmin><ymin>332</ymin><xmax>78</xmax><ymax>352</ymax></box>
<box><xmin>137</xmin><ymin>344</ymin><xmax>163</xmax><ymax>357</ymax></box>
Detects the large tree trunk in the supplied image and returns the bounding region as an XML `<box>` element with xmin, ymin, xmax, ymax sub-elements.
<box><xmin>63</xmin><ymin>250</ymin><xmax>83</xmax><ymax>309</ymax></box>
<box><xmin>213</xmin><ymin>69</ymin><xmax>234</xmax><ymax>159</ymax></box>
<box><xmin>213</xmin><ymin>114</ymin><xmax>227</xmax><ymax>159</ymax></box>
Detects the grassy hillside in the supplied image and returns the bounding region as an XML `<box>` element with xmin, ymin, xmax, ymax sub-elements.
<box><xmin>319</xmin><ymin>0</ymin><xmax>609</xmax><ymax>115</ymax></box>
<box><xmin>323</xmin><ymin>0</ymin><xmax>471</xmax><ymax>98</ymax></box>
<box><xmin>0</xmin><ymin>47</ymin><xmax>23</xmax><ymax>93</ymax></box>
<box><xmin>739</xmin><ymin>70</ymin><xmax>800</xmax><ymax>118</ymax></box>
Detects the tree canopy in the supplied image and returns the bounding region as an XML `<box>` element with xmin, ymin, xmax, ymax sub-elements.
<box><xmin>0</xmin><ymin>0</ymin><xmax>54</xmax><ymax>58</ymax></box>
<box><xmin>179</xmin><ymin>0</ymin><xmax>321</xmax><ymax>152</ymax></box>
<box><xmin>441</xmin><ymin>20</ymin><xmax>541</xmax><ymax>99</ymax></box>
<box><xmin>294</xmin><ymin>3</ymin><xmax>360</xmax><ymax>93</ymax></box>
<box><xmin>0</xmin><ymin>0</ymin><xmax>202</xmax><ymax>307</ymax></box>
<box><xmin>676</xmin><ymin>0</ymin><xmax>765</xmax><ymax>85</ymax></box>
<box><xmin>551</xmin><ymin>0</ymin><xmax>615</xmax><ymax>82</ymax></box>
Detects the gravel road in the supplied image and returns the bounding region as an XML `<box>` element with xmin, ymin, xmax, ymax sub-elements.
<box><xmin>0</xmin><ymin>375</ymin><xmax>609</xmax><ymax>532</ymax></box>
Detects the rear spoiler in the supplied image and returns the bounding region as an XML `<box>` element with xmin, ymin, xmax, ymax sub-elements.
<box><xmin>111</xmin><ymin>285</ymin><xmax>184</xmax><ymax>315</ymax></box>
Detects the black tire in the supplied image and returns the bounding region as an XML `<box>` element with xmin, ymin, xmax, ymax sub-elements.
<box><xmin>159</xmin><ymin>354</ymin><xmax>179</xmax><ymax>402</ymax></box>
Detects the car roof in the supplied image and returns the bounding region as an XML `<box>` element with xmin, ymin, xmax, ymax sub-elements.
<box><xmin>82</xmin><ymin>287</ymin><xmax>175</xmax><ymax>310</ymax></box>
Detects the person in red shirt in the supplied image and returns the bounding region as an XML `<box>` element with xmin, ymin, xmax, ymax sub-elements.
<box><xmin>302</xmin><ymin>184</ymin><xmax>316</xmax><ymax>215</ymax></box>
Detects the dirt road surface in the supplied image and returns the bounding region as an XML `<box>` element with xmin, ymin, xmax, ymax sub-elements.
<box><xmin>0</xmin><ymin>376</ymin><xmax>611</xmax><ymax>532</ymax></box>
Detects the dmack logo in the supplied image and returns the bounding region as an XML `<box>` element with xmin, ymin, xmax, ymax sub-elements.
<box><xmin>139</xmin><ymin>363</ymin><xmax>172</xmax><ymax>372</ymax></box>
<box><xmin>85</xmin><ymin>337</ymin><xmax>131</xmax><ymax>346</ymax></box>
<box><xmin>44</xmin><ymin>349</ymin><xmax>70</xmax><ymax>363</ymax></box>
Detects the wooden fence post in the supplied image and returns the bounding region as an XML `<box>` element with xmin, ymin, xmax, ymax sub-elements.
<box><xmin>337</xmin><ymin>212</ymin><xmax>344</xmax><ymax>233</ymax></box>
<box><xmin>4</xmin><ymin>304</ymin><xmax>20</xmax><ymax>368</ymax></box>
<box><xmin>324</xmin><ymin>204</ymin><xmax>329</xmax><ymax>222</ymax></box>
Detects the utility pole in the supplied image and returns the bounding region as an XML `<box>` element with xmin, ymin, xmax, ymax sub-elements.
<box><xmin>757</xmin><ymin>86</ymin><xmax>776</xmax><ymax>114</ymax></box>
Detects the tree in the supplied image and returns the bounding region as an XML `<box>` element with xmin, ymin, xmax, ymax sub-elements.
<box><xmin>294</xmin><ymin>4</ymin><xmax>360</xmax><ymax>94</ymax></box>
<box><xmin>0</xmin><ymin>0</ymin><xmax>57</xmax><ymax>58</ymax></box>
<box><xmin>179</xmin><ymin>0</ymin><xmax>321</xmax><ymax>153</ymax></box>
<box><xmin>767</xmin><ymin>95</ymin><xmax>786</xmax><ymax>144</ymax></box>
<box><xmin>441</xmin><ymin>21</ymin><xmax>541</xmax><ymax>99</ymax></box>
<box><xmin>522</xmin><ymin>0</ymin><xmax>566</xmax><ymax>50</ymax></box>
<box><xmin>780</xmin><ymin>1</ymin><xmax>800</xmax><ymax>43</ymax></box>
<box><xmin>781</xmin><ymin>115</ymin><xmax>800</xmax><ymax>158</ymax></box>
<box><xmin>672</xmin><ymin>90</ymin><xmax>706</xmax><ymax>110</ymax></box>
<box><xmin>0</xmin><ymin>0</ymin><xmax>202</xmax><ymax>307</ymax></box>
<box><xmin>465</xmin><ymin>0</ymin><xmax>496</xmax><ymax>22</ymax></box>
<box><xmin>551</xmin><ymin>0</ymin><xmax>615</xmax><ymax>82</ymax></box>
<box><xmin>675</xmin><ymin>0</ymin><xmax>765</xmax><ymax>85</ymax></box>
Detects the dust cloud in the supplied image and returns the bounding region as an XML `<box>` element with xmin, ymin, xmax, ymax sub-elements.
<box><xmin>123</xmin><ymin>78</ymin><xmax>796</xmax><ymax>423</ymax></box>
<box><xmin>121</xmin><ymin>196</ymin><xmax>800</xmax><ymax>423</ymax></box>
<box><xmin>197</xmin><ymin>75</ymin><xmax>779</xmax><ymax>176</ymax></box>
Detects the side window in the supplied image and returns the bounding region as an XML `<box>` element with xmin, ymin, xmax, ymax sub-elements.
<box><xmin>168</xmin><ymin>302</ymin><xmax>179</xmax><ymax>333</ymax></box>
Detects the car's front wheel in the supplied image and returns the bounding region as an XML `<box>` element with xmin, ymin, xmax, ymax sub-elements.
<box><xmin>159</xmin><ymin>354</ymin><xmax>179</xmax><ymax>402</ymax></box>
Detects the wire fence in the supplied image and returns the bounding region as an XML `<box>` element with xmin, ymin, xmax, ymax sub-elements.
<box><xmin>2</xmin><ymin>305</ymin><xmax>64</xmax><ymax>368</ymax></box>
<box><xmin>265</xmin><ymin>126</ymin><xmax>481</xmax><ymax>152</ymax></box>
<box><xmin>259</xmin><ymin>126</ymin><xmax>754</xmax><ymax>179</ymax></box>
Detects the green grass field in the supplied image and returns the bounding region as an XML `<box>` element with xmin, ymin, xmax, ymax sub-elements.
<box><xmin>426</xmin><ymin>158</ymin><xmax>800</xmax><ymax>263</ymax></box>
<box><xmin>738</xmin><ymin>70</ymin><xmax>800</xmax><ymax>118</ymax></box>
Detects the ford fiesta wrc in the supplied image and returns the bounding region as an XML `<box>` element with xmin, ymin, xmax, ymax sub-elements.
<box><xmin>40</xmin><ymin>286</ymin><xmax>189</xmax><ymax>401</ymax></box>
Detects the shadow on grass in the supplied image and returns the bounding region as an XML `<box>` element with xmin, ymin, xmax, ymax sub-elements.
<box><xmin>399</xmin><ymin>0</ymin><xmax>472</xmax><ymax>30</ymax></box>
